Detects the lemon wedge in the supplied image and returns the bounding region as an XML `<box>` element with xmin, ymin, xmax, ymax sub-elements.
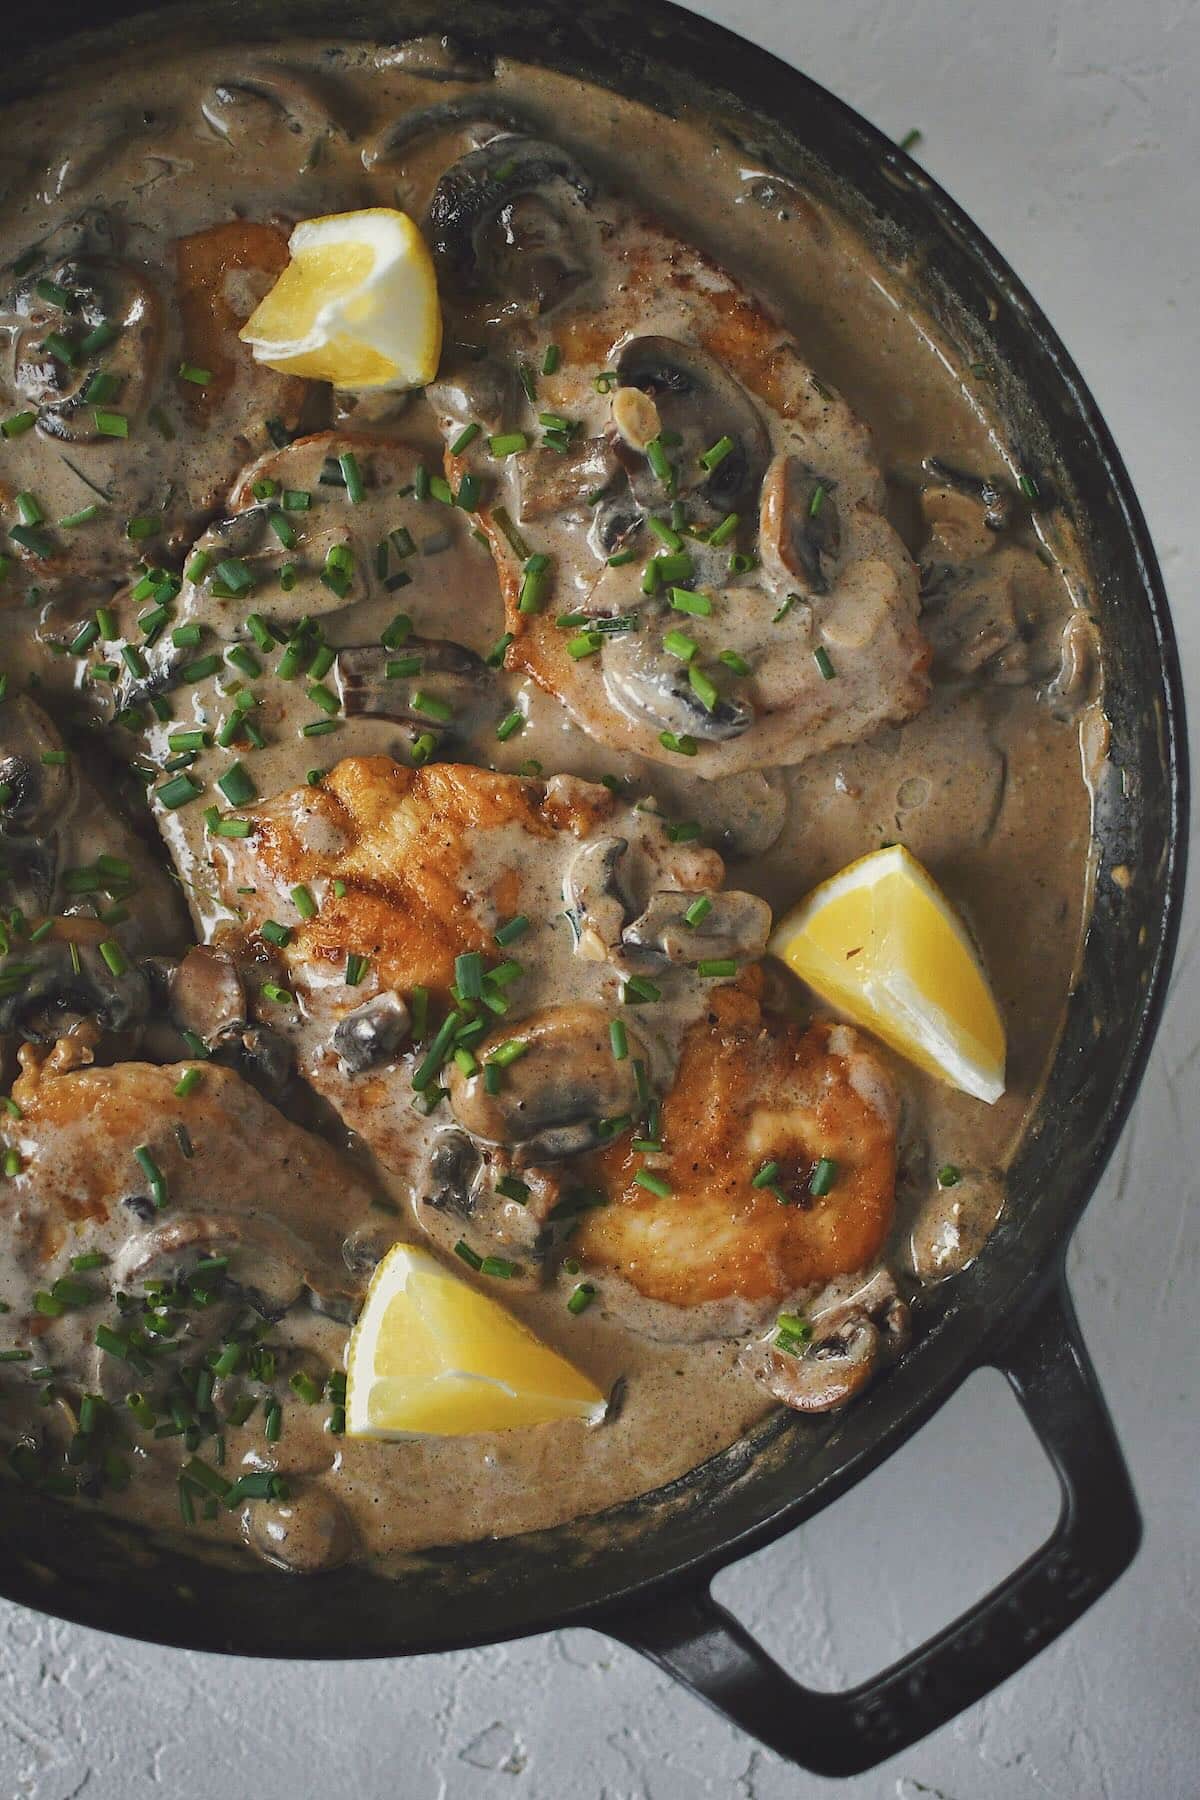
<box><xmin>238</xmin><ymin>208</ymin><xmax>442</xmax><ymax>390</ymax></box>
<box><xmin>769</xmin><ymin>844</ymin><xmax>1006</xmax><ymax>1103</ymax></box>
<box><xmin>345</xmin><ymin>1243</ymin><xmax>607</xmax><ymax>1438</ymax></box>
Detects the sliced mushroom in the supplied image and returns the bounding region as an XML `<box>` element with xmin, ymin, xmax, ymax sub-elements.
<box><xmin>41</xmin><ymin>109</ymin><xmax>162</xmax><ymax>204</ymax></box>
<box><xmin>427</xmin><ymin>135</ymin><xmax>596</xmax><ymax>310</ymax></box>
<box><xmin>740</xmin><ymin>1268</ymin><xmax>911</xmax><ymax>1414</ymax></box>
<box><xmin>602</xmin><ymin>614</ymin><xmax>754</xmax><ymax>742</ymax></box>
<box><xmin>515</xmin><ymin>438</ymin><xmax>620</xmax><ymax>524</ymax></box>
<box><xmin>613</xmin><ymin>337</ymin><xmax>770</xmax><ymax>517</ymax></box>
<box><xmin>169</xmin><ymin>945</ymin><xmax>246</xmax><ymax>1047</ymax></box>
<box><xmin>0</xmin><ymin>937</ymin><xmax>152</xmax><ymax>1045</ymax></box>
<box><xmin>200</xmin><ymin>67</ymin><xmax>346</xmax><ymax>170</ymax></box>
<box><xmin>758</xmin><ymin>453</ymin><xmax>841</xmax><ymax>595</ymax></box>
<box><xmin>563</xmin><ymin>836</ymin><xmax>630</xmax><ymax>960</ymax></box>
<box><xmin>12</xmin><ymin>256</ymin><xmax>161</xmax><ymax>445</ymax></box>
<box><xmin>0</xmin><ymin>696</ymin><xmax>77</xmax><ymax>842</ymax></box>
<box><xmin>587</xmin><ymin>488</ymin><xmax>643</xmax><ymax>561</ymax></box>
<box><xmin>448</xmin><ymin>1004</ymin><xmax>642</xmax><ymax>1162</ymax></box>
<box><xmin>332</xmin><ymin>992</ymin><xmax>411</xmax><ymax>1073</ymax></box>
<box><xmin>336</xmin><ymin>641</ymin><xmax>492</xmax><ymax>729</ymax></box>
<box><xmin>422</xmin><ymin>1126</ymin><xmax>483</xmax><ymax>1213</ymax></box>
<box><xmin>365</xmin><ymin>98</ymin><xmax>527</xmax><ymax>167</ymax></box>
<box><xmin>428</xmin><ymin>354</ymin><xmax>517</xmax><ymax>437</ymax></box>
<box><xmin>245</xmin><ymin>1483</ymin><xmax>355</xmax><ymax>1574</ymax></box>
<box><xmin>922</xmin><ymin>457</ymin><xmax>1011</xmax><ymax>533</ymax></box>
<box><xmin>621</xmin><ymin>889</ymin><xmax>771</xmax><ymax>966</ymax></box>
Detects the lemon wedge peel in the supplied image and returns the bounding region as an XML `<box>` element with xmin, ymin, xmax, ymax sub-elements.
<box><xmin>345</xmin><ymin>1243</ymin><xmax>607</xmax><ymax>1439</ymax></box>
<box><xmin>238</xmin><ymin>208</ymin><xmax>442</xmax><ymax>391</ymax></box>
<box><xmin>769</xmin><ymin>844</ymin><xmax>1006</xmax><ymax>1105</ymax></box>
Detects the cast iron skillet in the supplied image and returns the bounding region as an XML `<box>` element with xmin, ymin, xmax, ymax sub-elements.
<box><xmin>0</xmin><ymin>0</ymin><xmax>1188</xmax><ymax>1777</ymax></box>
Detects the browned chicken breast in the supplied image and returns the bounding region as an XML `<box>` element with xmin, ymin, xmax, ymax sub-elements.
<box><xmin>208</xmin><ymin>755</ymin><xmax>898</xmax><ymax>1331</ymax></box>
<box><xmin>2</xmin><ymin>1041</ymin><xmax>372</xmax><ymax>1315</ymax></box>
<box><xmin>427</xmin><ymin>135</ymin><xmax>929</xmax><ymax>778</ymax></box>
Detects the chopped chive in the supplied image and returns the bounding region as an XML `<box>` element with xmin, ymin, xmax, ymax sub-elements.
<box><xmin>345</xmin><ymin>952</ymin><xmax>368</xmax><ymax>987</ymax></box>
<box><xmin>813</xmin><ymin>646</ymin><xmax>837</xmax><ymax>681</ymax></box>
<box><xmin>410</xmin><ymin>730</ymin><xmax>437</xmax><ymax>763</ymax></box>
<box><xmin>338</xmin><ymin>451</ymin><xmax>365</xmax><ymax>504</ymax></box>
<box><xmin>450</xmin><ymin>422</ymin><xmax>480</xmax><ymax>455</ymax></box>
<box><xmin>481</xmin><ymin>1255</ymin><xmax>518</xmax><ymax>1279</ymax></box>
<box><xmin>2</xmin><ymin>411</ymin><xmax>36</xmax><ymax>439</ymax></box>
<box><xmin>647</xmin><ymin>516</ymin><xmax>683</xmax><ymax>552</ymax></box>
<box><xmin>937</xmin><ymin>1164</ymin><xmax>962</xmax><ymax>1188</ymax></box>
<box><xmin>386</xmin><ymin>654</ymin><xmax>422</xmax><ymax>679</ymax></box>
<box><xmin>645</xmin><ymin>436</ymin><xmax>675</xmax><ymax>492</ymax></box>
<box><xmin>898</xmin><ymin>127</ymin><xmax>923</xmax><ymax>152</ymax></box>
<box><xmin>809</xmin><ymin>1157</ymin><xmax>838</xmax><ymax>1198</ymax></box>
<box><xmin>634</xmin><ymin>1169</ymin><xmax>671</xmax><ymax>1198</ymax></box>
<box><xmin>428</xmin><ymin>474</ymin><xmax>454</xmax><ymax>505</ymax></box>
<box><xmin>699</xmin><ymin>434</ymin><xmax>734</xmax><ymax>472</ymax></box>
<box><xmin>93</xmin><ymin>410</ymin><xmax>128</xmax><ymax>438</ymax></box>
<box><xmin>486</xmin><ymin>1038</ymin><xmax>528</xmax><ymax>1069</ymax></box>
<box><xmin>708</xmin><ymin>511</ymin><xmax>739</xmax><ymax>547</ymax></box>
<box><xmin>260</xmin><ymin>983</ymin><xmax>293</xmax><ymax>1006</ymax></box>
<box><xmin>659</xmin><ymin>730</ymin><xmax>698</xmax><ymax>757</ymax></box>
<box><xmin>68</xmin><ymin>619</ymin><xmax>100</xmax><ymax>655</ymax></box>
<box><xmin>1018</xmin><ymin>471</ymin><xmax>1040</xmax><ymax>501</ymax></box>
<box><xmin>454</xmin><ymin>1239</ymin><xmax>483</xmax><ymax>1271</ymax></box>
<box><xmin>173</xmin><ymin>1067</ymin><xmax>203</xmax><ymax>1099</ymax></box>
<box><xmin>133</xmin><ymin>1145</ymin><xmax>167</xmax><ymax>1209</ymax></box>
<box><xmin>494</xmin><ymin>914</ymin><xmax>529</xmax><ymax>947</ymax></box>
<box><xmin>59</xmin><ymin>503</ymin><xmax>101</xmax><ymax>529</ymax></box>
<box><xmin>517</xmin><ymin>550</ymin><xmax>551</xmax><ymax>614</ymax></box>
<box><xmin>567</xmin><ymin>1282</ymin><xmax>595</xmax><ymax>1315</ymax></box>
<box><xmin>178</xmin><ymin>362</ymin><xmax>211</xmax><ymax>386</ymax></box>
<box><xmin>455</xmin><ymin>951</ymin><xmax>484</xmax><ymax>999</ymax></box>
<box><xmin>684</xmin><ymin>894</ymin><xmax>713</xmax><ymax>927</ymax></box>
<box><xmin>609</xmin><ymin>1019</ymin><xmax>628</xmax><ymax>1061</ymax></box>
<box><xmin>181</xmin><ymin>653</ymin><xmax>222</xmax><ymax>682</ymax></box>
<box><xmin>697</xmin><ymin>957</ymin><xmax>737</xmax><ymax>977</ymax></box>
<box><xmin>412</xmin><ymin>689</ymin><xmax>452</xmax><ymax>722</ymax></box>
<box><xmin>10</xmin><ymin>525</ymin><xmax>53</xmax><ymax>558</ymax></box>
<box><xmin>489</xmin><ymin>431</ymin><xmax>529</xmax><ymax>458</ymax></box>
<box><xmin>261</xmin><ymin>920</ymin><xmax>291</xmax><ymax>948</ymax></box>
<box><xmin>567</xmin><ymin>631</ymin><xmax>602</xmax><ymax>660</ymax></box>
<box><xmin>752</xmin><ymin>1160</ymin><xmax>781</xmax><ymax>1189</ymax></box>
<box><xmin>669</xmin><ymin>587</ymin><xmax>712</xmax><ymax>618</ymax></box>
<box><xmin>623</xmin><ymin>975</ymin><xmax>663</xmax><ymax>1005</ymax></box>
<box><xmin>719</xmin><ymin>648</ymin><xmax>751</xmax><ymax>676</ymax></box>
<box><xmin>157</xmin><ymin>773</ymin><xmax>203</xmax><ymax>809</ymax></box>
<box><xmin>291</xmin><ymin>884</ymin><xmax>317</xmax><ymax>920</ymax></box>
<box><xmin>218</xmin><ymin>762</ymin><xmax>256</xmax><ymax>807</ymax></box>
<box><xmin>496</xmin><ymin>709</ymin><xmax>525</xmax><ymax>742</ymax></box>
<box><xmin>456</xmin><ymin>472</ymin><xmax>480</xmax><ymax>512</ymax></box>
<box><xmin>98</xmin><ymin>939</ymin><xmax>128</xmax><ymax>977</ymax></box>
<box><xmin>306</xmin><ymin>681</ymin><xmax>339</xmax><ymax>715</ymax></box>
<box><xmin>688</xmin><ymin>665</ymin><xmax>719</xmax><ymax>712</ymax></box>
<box><xmin>664</xmin><ymin>628</ymin><xmax>697</xmax><ymax>662</ymax></box>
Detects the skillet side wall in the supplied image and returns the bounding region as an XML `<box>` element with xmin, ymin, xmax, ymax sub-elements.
<box><xmin>0</xmin><ymin>0</ymin><xmax>1185</xmax><ymax>1656</ymax></box>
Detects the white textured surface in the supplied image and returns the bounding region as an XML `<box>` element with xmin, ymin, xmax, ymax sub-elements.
<box><xmin>2</xmin><ymin>2</ymin><xmax>1197</xmax><ymax>1793</ymax></box>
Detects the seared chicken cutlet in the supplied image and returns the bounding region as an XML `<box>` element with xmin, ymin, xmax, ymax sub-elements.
<box><xmin>428</xmin><ymin>135</ymin><xmax>928</xmax><ymax>778</ymax></box>
<box><xmin>209</xmin><ymin>755</ymin><xmax>899</xmax><ymax>1339</ymax></box>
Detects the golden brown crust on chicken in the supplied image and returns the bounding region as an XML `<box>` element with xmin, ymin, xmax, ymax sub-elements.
<box><xmin>4</xmin><ymin>1048</ymin><xmax>376</xmax><ymax>1298</ymax></box>
<box><xmin>222</xmin><ymin>756</ymin><xmax>607</xmax><ymax>1002</ymax></box>
<box><xmin>579</xmin><ymin>988</ymin><xmax>898</xmax><ymax>1307</ymax></box>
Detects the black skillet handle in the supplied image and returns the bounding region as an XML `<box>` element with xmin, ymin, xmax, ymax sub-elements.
<box><xmin>603</xmin><ymin>1279</ymin><xmax>1140</xmax><ymax>1777</ymax></box>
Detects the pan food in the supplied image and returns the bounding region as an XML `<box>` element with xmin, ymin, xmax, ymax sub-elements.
<box><xmin>0</xmin><ymin>28</ymin><xmax>1142</xmax><ymax>1591</ymax></box>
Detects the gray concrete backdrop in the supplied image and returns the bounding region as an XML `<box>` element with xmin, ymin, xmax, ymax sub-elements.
<box><xmin>2</xmin><ymin>1</ymin><xmax>1196</xmax><ymax>1794</ymax></box>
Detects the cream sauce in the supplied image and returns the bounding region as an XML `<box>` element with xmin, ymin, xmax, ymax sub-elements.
<box><xmin>0</xmin><ymin>38</ymin><xmax>1097</xmax><ymax>1570</ymax></box>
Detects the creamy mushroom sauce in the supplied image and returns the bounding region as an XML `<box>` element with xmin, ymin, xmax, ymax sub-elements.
<box><xmin>0</xmin><ymin>37</ymin><xmax>1100</xmax><ymax>1572</ymax></box>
